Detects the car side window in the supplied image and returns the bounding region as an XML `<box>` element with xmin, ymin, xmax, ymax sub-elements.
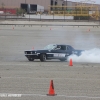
<box><xmin>66</xmin><ymin>46</ymin><xmax>70</xmax><ymax>50</ymax></box>
<box><xmin>61</xmin><ymin>46</ymin><xmax>66</xmax><ymax>50</ymax></box>
<box><xmin>55</xmin><ymin>45</ymin><xmax>66</xmax><ymax>50</ymax></box>
<box><xmin>54</xmin><ymin>45</ymin><xmax>61</xmax><ymax>50</ymax></box>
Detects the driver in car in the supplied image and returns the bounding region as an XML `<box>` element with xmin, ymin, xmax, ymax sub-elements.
<box><xmin>55</xmin><ymin>45</ymin><xmax>61</xmax><ymax>50</ymax></box>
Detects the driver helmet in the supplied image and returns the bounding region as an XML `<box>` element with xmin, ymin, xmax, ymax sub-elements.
<box><xmin>57</xmin><ymin>45</ymin><xmax>61</xmax><ymax>49</ymax></box>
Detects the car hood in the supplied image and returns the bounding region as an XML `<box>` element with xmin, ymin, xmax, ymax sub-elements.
<box><xmin>32</xmin><ymin>49</ymin><xmax>50</xmax><ymax>53</ymax></box>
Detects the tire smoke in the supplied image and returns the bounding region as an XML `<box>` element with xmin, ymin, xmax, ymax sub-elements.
<box><xmin>68</xmin><ymin>48</ymin><xmax>100</xmax><ymax>63</ymax></box>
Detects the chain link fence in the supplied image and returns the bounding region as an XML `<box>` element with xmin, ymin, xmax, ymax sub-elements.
<box><xmin>0</xmin><ymin>8</ymin><xmax>100</xmax><ymax>23</ymax></box>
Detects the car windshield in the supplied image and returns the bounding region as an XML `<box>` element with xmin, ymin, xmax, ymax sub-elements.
<box><xmin>44</xmin><ymin>44</ymin><xmax>57</xmax><ymax>50</ymax></box>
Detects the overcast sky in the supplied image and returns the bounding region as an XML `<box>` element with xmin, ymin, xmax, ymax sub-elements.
<box><xmin>67</xmin><ymin>0</ymin><xmax>100</xmax><ymax>4</ymax></box>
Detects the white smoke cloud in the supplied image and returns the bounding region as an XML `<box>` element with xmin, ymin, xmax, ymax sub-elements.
<box><xmin>68</xmin><ymin>48</ymin><xmax>100</xmax><ymax>63</ymax></box>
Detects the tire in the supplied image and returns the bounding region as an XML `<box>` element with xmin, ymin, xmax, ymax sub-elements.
<box><xmin>28</xmin><ymin>58</ymin><xmax>34</xmax><ymax>61</ymax></box>
<box><xmin>40</xmin><ymin>54</ymin><xmax>46</xmax><ymax>62</ymax></box>
<box><xmin>59</xmin><ymin>55</ymin><xmax>67</xmax><ymax>62</ymax></box>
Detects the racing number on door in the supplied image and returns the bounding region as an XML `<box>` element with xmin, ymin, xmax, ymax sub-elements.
<box><xmin>54</xmin><ymin>53</ymin><xmax>65</xmax><ymax>57</ymax></box>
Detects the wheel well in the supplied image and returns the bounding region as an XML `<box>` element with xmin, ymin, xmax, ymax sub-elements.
<box><xmin>39</xmin><ymin>53</ymin><xmax>47</xmax><ymax>58</ymax></box>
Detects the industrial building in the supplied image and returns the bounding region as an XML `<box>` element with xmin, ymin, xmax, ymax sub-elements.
<box><xmin>0</xmin><ymin>0</ymin><xmax>100</xmax><ymax>11</ymax></box>
<box><xmin>0</xmin><ymin>0</ymin><xmax>65</xmax><ymax>11</ymax></box>
<box><xmin>0</xmin><ymin>0</ymin><xmax>100</xmax><ymax>20</ymax></box>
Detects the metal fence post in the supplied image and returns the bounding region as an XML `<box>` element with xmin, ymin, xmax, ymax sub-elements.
<box><xmin>64</xmin><ymin>10</ymin><xmax>65</xmax><ymax>21</ymax></box>
<box><xmin>75</xmin><ymin>8</ymin><xmax>77</xmax><ymax>22</ymax></box>
<box><xmin>88</xmin><ymin>8</ymin><xmax>89</xmax><ymax>22</ymax></box>
<box><xmin>99</xmin><ymin>10</ymin><xmax>100</xmax><ymax>25</ymax></box>
<box><xmin>5</xmin><ymin>8</ymin><xmax>6</xmax><ymax>20</ymax></box>
<box><xmin>40</xmin><ymin>9</ymin><xmax>41</xmax><ymax>21</ymax></box>
<box><xmin>29</xmin><ymin>13</ymin><xmax>30</xmax><ymax>21</ymax></box>
<box><xmin>16</xmin><ymin>8</ymin><xmax>18</xmax><ymax>20</ymax></box>
<box><xmin>53</xmin><ymin>13</ymin><xmax>54</xmax><ymax>21</ymax></box>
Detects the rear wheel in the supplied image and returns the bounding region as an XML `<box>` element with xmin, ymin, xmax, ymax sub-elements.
<box><xmin>40</xmin><ymin>54</ymin><xmax>46</xmax><ymax>62</ymax></box>
<box><xmin>59</xmin><ymin>55</ymin><xmax>67</xmax><ymax>61</ymax></box>
<box><xmin>28</xmin><ymin>58</ymin><xmax>34</xmax><ymax>61</ymax></box>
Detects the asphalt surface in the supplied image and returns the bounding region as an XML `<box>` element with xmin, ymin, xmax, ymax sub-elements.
<box><xmin>0</xmin><ymin>23</ymin><xmax>100</xmax><ymax>100</ymax></box>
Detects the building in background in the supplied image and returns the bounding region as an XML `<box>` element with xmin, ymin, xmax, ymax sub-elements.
<box><xmin>0</xmin><ymin>0</ymin><xmax>64</xmax><ymax>11</ymax></box>
<box><xmin>0</xmin><ymin>0</ymin><xmax>100</xmax><ymax>10</ymax></box>
<box><xmin>0</xmin><ymin>0</ymin><xmax>100</xmax><ymax>14</ymax></box>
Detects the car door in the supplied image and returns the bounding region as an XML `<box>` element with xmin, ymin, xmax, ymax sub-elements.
<box><xmin>50</xmin><ymin>45</ymin><xmax>67</xmax><ymax>59</ymax></box>
<box><xmin>66</xmin><ymin>46</ymin><xmax>73</xmax><ymax>56</ymax></box>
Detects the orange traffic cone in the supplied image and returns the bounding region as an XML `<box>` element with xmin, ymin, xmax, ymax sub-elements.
<box><xmin>87</xmin><ymin>29</ymin><xmax>90</xmax><ymax>32</ymax></box>
<box><xmin>47</xmin><ymin>80</ymin><xmax>57</xmax><ymax>96</ymax></box>
<box><xmin>32</xmin><ymin>47</ymin><xmax>34</xmax><ymax>50</ymax></box>
<box><xmin>69</xmin><ymin>59</ymin><xmax>73</xmax><ymax>66</ymax></box>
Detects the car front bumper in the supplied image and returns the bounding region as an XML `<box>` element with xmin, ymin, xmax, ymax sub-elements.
<box><xmin>25</xmin><ymin>54</ymin><xmax>39</xmax><ymax>59</ymax></box>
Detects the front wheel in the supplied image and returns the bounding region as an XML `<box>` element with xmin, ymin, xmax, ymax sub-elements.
<box><xmin>40</xmin><ymin>54</ymin><xmax>46</xmax><ymax>62</ymax></box>
<box><xmin>59</xmin><ymin>55</ymin><xmax>68</xmax><ymax>62</ymax></box>
<box><xmin>28</xmin><ymin>58</ymin><xmax>34</xmax><ymax>61</ymax></box>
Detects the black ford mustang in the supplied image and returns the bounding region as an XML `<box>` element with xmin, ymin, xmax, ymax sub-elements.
<box><xmin>24</xmin><ymin>44</ymin><xmax>83</xmax><ymax>62</ymax></box>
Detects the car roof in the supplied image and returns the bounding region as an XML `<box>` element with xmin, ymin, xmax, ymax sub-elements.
<box><xmin>49</xmin><ymin>44</ymin><xmax>73</xmax><ymax>48</ymax></box>
<box><xmin>56</xmin><ymin>44</ymin><xmax>74</xmax><ymax>50</ymax></box>
<box><xmin>56</xmin><ymin>44</ymin><xmax>70</xmax><ymax>46</ymax></box>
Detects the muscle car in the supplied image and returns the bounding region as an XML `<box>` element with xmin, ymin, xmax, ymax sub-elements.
<box><xmin>24</xmin><ymin>44</ymin><xmax>82</xmax><ymax>62</ymax></box>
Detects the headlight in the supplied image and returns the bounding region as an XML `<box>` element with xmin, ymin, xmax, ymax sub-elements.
<box><xmin>25</xmin><ymin>52</ymin><xmax>27</xmax><ymax>54</ymax></box>
<box><xmin>35</xmin><ymin>52</ymin><xmax>37</xmax><ymax>54</ymax></box>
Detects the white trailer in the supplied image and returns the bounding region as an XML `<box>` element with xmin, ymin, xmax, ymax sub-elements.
<box><xmin>28</xmin><ymin>4</ymin><xmax>44</xmax><ymax>14</ymax></box>
<box><xmin>0</xmin><ymin>11</ymin><xmax>4</xmax><ymax>14</ymax></box>
<box><xmin>37</xmin><ymin>5</ymin><xmax>44</xmax><ymax>13</ymax></box>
